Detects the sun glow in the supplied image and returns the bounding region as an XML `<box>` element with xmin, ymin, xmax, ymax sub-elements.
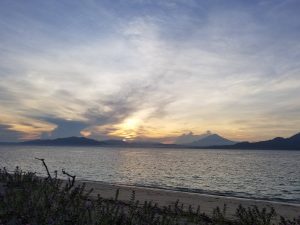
<box><xmin>106</xmin><ymin>118</ymin><xmax>142</xmax><ymax>140</ymax></box>
<box><xmin>122</xmin><ymin>118</ymin><xmax>140</xmax><ymax>130</ymax></box>
<box><xmin>3</xmin><ymin>119</ymin><xmax>55</xmax><ymax>140</ymax></box>
<box><xmin>80</xmin><ymin>130</ymin><xmax>92</xmax><ymax>137</ymax></box>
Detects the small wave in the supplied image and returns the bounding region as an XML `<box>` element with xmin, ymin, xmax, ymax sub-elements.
<box><xmin>119</xmin><ymin>183</ymin><xmax>300</xmax><ymax>205</ymax></box>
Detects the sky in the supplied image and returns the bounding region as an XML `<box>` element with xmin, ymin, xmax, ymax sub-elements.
<box><xmin>0</xmin><ymin>0</ymin><xmax>300</xmax><ymax>143</ymax></box>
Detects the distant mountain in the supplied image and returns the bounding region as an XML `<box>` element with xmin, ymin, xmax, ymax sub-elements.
<box><xmin>229</xmin><ymin>132</ymin><xmax>300</xmax><ymax>150</ymax></box>
<box><xmin>19</xmin><ymin>134</ymin><xmax>237</xmax><ymax>148</ymax></box>
<box><xmin>21</xmin><ymin>136</ymin><xmax>102</xmax><ymax>146</ymax></box>
<box><xmin>19</xmin><ymin>136</ymin><xmax>178</xmax><ymax>148</ymax></box>
<box><xmin>188</xmin><ymin>134</ymin><xmax>237</xmax><ymax>147</ymax></box>
<box><xmin>5</xmin><ymin>132</ymin><xmax>300</xmax><ymax>150</ymax></box>
<box><xmin>174</xmin><ymin>131</ymin><xmax>212</xmax><ymax>145</ymax></box>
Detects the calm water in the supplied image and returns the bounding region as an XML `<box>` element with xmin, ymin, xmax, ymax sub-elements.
<box><xmin>0</xmin><ymin>146</ymin><xmax>299</xmax><ymax>204</ymax></box>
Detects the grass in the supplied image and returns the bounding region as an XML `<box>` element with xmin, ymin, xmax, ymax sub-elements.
<box><xmin>0</xmin><ymin>161</ymin><xmax>299</xmax><ymax>225</ymax></box>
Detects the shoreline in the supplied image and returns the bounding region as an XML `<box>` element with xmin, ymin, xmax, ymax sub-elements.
<box><xmin>80</xmin><ymin>179</ymin><xmax>300</xmax><ymax>205</ymax></box>
<box><xmin>80</xmin><ymin>180</ymin><xmax>300</xmax><ymax>220</ymax></box>
<box><xmin>1</xmin><ymin>176</ymin><xmax>299</xmax><ymax>221</ymax></box>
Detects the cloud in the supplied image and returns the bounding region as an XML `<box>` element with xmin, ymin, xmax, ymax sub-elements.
<box><xmin>0</xmin><ymin>0</ymin><xmax>300</xmax><ymax>141</ymax></box>
<box><xmin>0</xmin><ymin>124</ymin><xmax>24</xmax><ymax>142</ymax></box>
<box><xmin>174</xmin><ymin>131</ymin><xmax>212</xmax><ymax>144</ymax></box>
<box><xmin>40</xmin><ymin>118</ymin><xmax>88</xmax><ymax>139</ymax></box>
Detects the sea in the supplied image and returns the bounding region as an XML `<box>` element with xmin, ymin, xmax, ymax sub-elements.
<box><xmin>0</xmin><ymin>146</ymin><xmax>299</xmax><ymax>204</ymax></box>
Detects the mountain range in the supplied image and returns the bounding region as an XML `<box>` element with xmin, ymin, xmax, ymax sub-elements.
<box><xmin>223</xmin><ymin>132</ymin><xmax>300</xmax><ymax>150</ymax></box>
<box><xmin>188</xmin><ymin>134</ymin><xmax>237</xmax><ymax>146</ymax></box>
<box><xmin>174</xmin><ymin>131</ymin><xmax>236</xmax><ymax>146</ymax></box>
<box><xmin>0</xmin><ymin>132</ymin><xmax>299</xmax><ymax>150</ymax></box>
<box><xmin>174</xmin><ymin>131</ymin><xmax>212</xmax><ymax>144</ymax></box>
<box><xmin>19</xmin><ymin>137</ymin><xmax>178</xmax><ymax>148</ymax></box>
<box><xmin>19</xmin><ymin>132</ymin><xmax>237</xmax><ymax>148</ymax></box>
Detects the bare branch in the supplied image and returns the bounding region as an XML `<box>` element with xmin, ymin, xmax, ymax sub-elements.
<box><xmin>35</xmin><ymin>158</ymin><xmax>52</xmax><ymax>181</ymax></box>
<box><xmin>62</xmin><ymin>169</ymin><xmax>76</xmax><ymax>189</ymax></box>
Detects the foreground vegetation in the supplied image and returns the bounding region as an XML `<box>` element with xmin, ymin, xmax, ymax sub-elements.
<box><xmin>0</xmin><ymin>160</ymin><xmax>299</xmax><ymax>225</ymax></box>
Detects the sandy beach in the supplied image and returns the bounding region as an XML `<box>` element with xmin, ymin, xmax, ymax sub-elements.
<box><xmin>1</xmin><ymin>178</ymin><xmax>299</xmax><ymax>222</ymax></box>
<box><xmin>82</xmin><ymin>180</ymin><xmax>300</xmax><ymax>220</ymax></box>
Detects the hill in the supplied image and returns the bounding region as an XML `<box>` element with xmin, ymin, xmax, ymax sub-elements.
<box><xmin>19</xmin><ymin>136</ymin><xmax>178</xmax><ymax>148</ymax></box>
<box><xmin>3</xmin><ymin>132</ymin><xmax>300</xmax><ymax>150</ymax></box>
<box><xmin>174</xmin><ymin>131</ymin><xmax>212</xmax><ymax>145</ymax></box>
<box><xmin>188</xmin><ymin>133</ymin><xmax>237</xmax><ymax>147</ymax></box>
<box><xmin>21</xmin><ymin>136</ymin><xmax>102</xmax><ymax>146</ymax></box>
<box><xmin>229</xmin><ymin>133</ymin><xmax>300</xmax><ymax>150</ymax></box>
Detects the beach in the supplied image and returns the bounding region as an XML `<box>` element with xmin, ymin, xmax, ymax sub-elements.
<box><xmin>1</xmin><ymin>174</ymin><xmax>299</xmax><ymax>224</ymax></box>
<box><xmin>82</xmin><ymin>180</ymin><xmax>300</xmax><ymax>220</ymax></box>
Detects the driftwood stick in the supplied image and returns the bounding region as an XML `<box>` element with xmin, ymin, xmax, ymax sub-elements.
<box><xmin>62</xmin><ymin>169</ymin><xmax>76</xmax><ymax>189</ymax></box>
<box><xmin>35</xmin><ymin>158</ymin><xmax>52</xmax><ymax>181</ymax></box>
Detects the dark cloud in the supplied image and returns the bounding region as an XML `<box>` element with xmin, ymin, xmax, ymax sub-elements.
<box><xmin>85</xmin><ymin>98</ymin><xmax>134</xmax><ymax>126</ymax></box>
<box><xmin>0</xmin><ymin>124</ymin><xmax>24</xmax><ymax>142</ymax></box>
<box><xmin>85</xmin><ymin>80</ymin><xmax>172</xmax><ymax>123</ymax></box>
<box><xmin>40</xmin><ymin>118</ymin><xmax>88</xmax><ymax>139</ymax></box>
<box><xmin>33</xmin><ymin>83</ymin><xmax>156</xmax><ymax>140</ymax></box>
